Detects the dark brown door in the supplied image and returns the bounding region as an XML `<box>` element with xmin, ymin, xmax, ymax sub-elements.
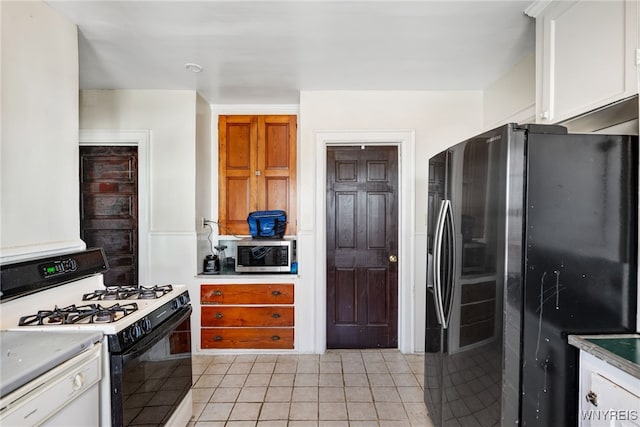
<box><xmin>80</xmin><ymin>146</ymin><xmax>138</xmax><ymax>286</ymax></box>
<box><xmin>326</xmin><ymin>146</ymin><xmax>399</xmax><ymax>348</ymax></box>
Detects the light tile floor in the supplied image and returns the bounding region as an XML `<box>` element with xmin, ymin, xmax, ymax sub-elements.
<box><xmin>188</xmin><ymin>349</ymin><xmax>433</xmax><ymax>427</ymax></box>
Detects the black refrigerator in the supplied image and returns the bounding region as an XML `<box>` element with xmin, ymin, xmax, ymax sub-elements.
<box><xmin>424</xmin><ymin>123</ymin><xmax>638</xmax><ymax>426</ymax></box>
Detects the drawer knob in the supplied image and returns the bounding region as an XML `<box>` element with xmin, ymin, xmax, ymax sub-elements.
<box><xmin>214</xmin><ymin>335</ymin><xmax>223</xmax><ymax>341</ymax></box>
<box><xmin>215</xmin><ymin>312</ymin><xmax>224</xmax><ymax>319</ymax></box>
<box><xmin>586</xmin><ymin>390</ymin><xmax>598</xmax><ymax>407</ymax></box>
<box><xmin>272</xmin><ymin>290</ymin><xmax>281</xmax><ymax>296</ymax></box>
<box><xmin>213</xmin><ymin>290</ymin><xmax>223</xmax><ymax>296</ymax></box>
<box><xmin>72</xmin><ymin>373</ymin><xmax>85</xmax><ymax>390</ymax></box>
<box><xmin>272</xmin><ymin>313</ymin><xmax>281</xmax><ymax>319</ymax></box>
<box><xmin>271</xmin><ymin>335</ymin><xmax>281</xmax><ymax>341</ymax></box>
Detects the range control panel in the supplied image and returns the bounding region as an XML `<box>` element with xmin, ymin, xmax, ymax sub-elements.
<box><xmin>38</xmin><ymin>258</ymin><xmax>78</xmax><ymax>278</ymax></box>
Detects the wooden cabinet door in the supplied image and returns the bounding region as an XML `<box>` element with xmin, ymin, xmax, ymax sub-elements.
<box><xmin>258</xmin><ymin>115</ymin><xmax>297</xmax><ymax>234</ymax></box>
<box><xmin>218</xmin><ymin>115</ymin><xmax>297</xmax><ymax>235</ymax></box>
<box><xmin>218</xmin><ymin>115</ymin><xmax>258</xmax><ymax>235</ymax></box>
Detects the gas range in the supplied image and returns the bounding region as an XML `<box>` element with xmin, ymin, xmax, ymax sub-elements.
<box><xmin>0</xmin><ymin>249</ymin><xmax>189</xmax><ymax>340</ymax></box>
<box><xmin>0</xmin><ymin>248</ymin><xmax>194</xmax><ymax>427</ymax></box>
<box><xmin>10</xmin><ymin>280</ymin><xmax>191</xmax><ymax>352</ymax></box>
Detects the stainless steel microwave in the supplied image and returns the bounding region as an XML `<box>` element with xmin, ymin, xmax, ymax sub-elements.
<box><xmin>235</xmin><ymin>238</ymin><xmax>297</xmax><ymax>273</ymax></box>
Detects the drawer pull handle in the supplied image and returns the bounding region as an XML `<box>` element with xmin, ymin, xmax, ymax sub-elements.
<box><xmin>215</xmin><ymin>312</ymin><xmax>224</xmax><ymax>319</ymax></box>
<box><xmin>586</xmin><ymin>390</ymin><xmax>598</xmax><ymax>407</ymax></box>
<box><xmin>214</xmin><ymin>335</ymin><xmax>223</xmax><ymax>341</ymax></box>
<box><xmin>272</xmin><ymin>291</ymin><xmax>281</xmax><ymax>296</ymax></box>
<box><xmin>213</xmin><ymin>290</ymin><xmax>223</xmax><ymax>296</ymax></box>
<box><xmin>272</xmin><ymin>313</ymin><xmax>281</xmax><ymax>319</ymax></box>
<box><xmin>271</xmin><ymin>335</ymin><xmax>281</xmax><ymax>341</ymax></box>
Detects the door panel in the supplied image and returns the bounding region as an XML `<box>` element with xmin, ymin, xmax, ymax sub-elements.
<box><xmin>80</xmin><ymin>146</ymin><xmax>138</xmax><ymax>286</ymax></box>
<box><xmin>326</xmin><ymin>146</ymin><xmax>398</xmax><ymax>348</ymax></box>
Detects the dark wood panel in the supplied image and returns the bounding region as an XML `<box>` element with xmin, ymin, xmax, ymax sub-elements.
<box><xmin>103</xmin><ymin>265</ymin><xmax>135</xmax><ymax>287</ymax></box>
<box><xmin>201</xmin><ymin>284</ymin><xmax>294</xmax><ymax>305</ymax></box>
<box><xmin>337</xmin><ymin>161</ymin><xmax>357</xmax><ymax>181</ymax></box>
<box><xmin>83</xmin><ymin>229</ymin><xmax>133</xmax><ymax>254</ymax></box>
<box><xmin>81</xmin><ymin>156</ymin><xmax>135</xmax><ymax>182</ymax></box>
<box><xmin>366</xmin><ymin>268</ymin><xmax>389</xmax><ymax>325</ymax></box>
<box><xmin>80</xmin><ymin>146</ymin><xmax>138</xmax><ymax>287</ymax></box>
<box><xmin>82</xmin><ymin>194</ymin><xmax>134</xmax><ymax>219</ymax></box>
<box><xmin>367</xmin><ymin>161</ymin><xmax>388</xmax><ymax>181</ymax></box>
<box><xmin>367</xmin><ymin>193</ymin><xmax>387</xmax><ymax>248</ymax></box>
<box><xmin>336</xmin><ymin>192</ymin><xmax>356</xmax><ymax>249</ymax></box>
<box><xmin>201</xmin><ymin>327</ymin><xmax>294</xmax><ymax>349</ymax></box>
<box><xmin>334</xmin><ymin>268</ymin><xmax>357</xmax><ymax>324</ymax></box>
<box><xmin>202</xmin><ymin>306</ymin><xmax>294</xmax><ymax>327</ymax></box>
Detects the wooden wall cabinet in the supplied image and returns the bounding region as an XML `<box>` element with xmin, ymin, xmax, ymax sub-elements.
<box><xmin>201</xmin><ymin>283</ymin><xmax>294</xmax><ymax>349</ymax></box>
<box><xmin>527</xmin><ymin>0</ymin><xmax>639</xmax><ymax>124</ymax></box>
<box><xmin>218</xmin><ymin>115</ymin><xmax>297</xmax><ymax>235</ymax></box>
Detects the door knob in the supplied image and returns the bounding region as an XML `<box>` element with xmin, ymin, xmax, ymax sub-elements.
<box><xmin>389</xmin><ymin>255</ymin><xmax>398</xmax><ymax>263</ymax></box>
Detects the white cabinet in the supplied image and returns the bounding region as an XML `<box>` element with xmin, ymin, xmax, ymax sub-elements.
<box><xmin>578</xmin><ymin>351</ymin><xmax>640</xmax><ymax>426</ymax></box>
<box><xmin>527</xmin><ymin>0</ymin><xmax>639</xmax><ymax>124</ymax></box>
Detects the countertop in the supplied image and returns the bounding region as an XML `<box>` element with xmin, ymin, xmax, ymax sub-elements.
<box><xmin>0</xmin><ymin>330</ymin><xmax>103</xmax><ymax>397</ymax></box>
<box><xmin>196</xmin><ymin>272</ymin><xmax>300</xmax><ymax>279</ymax></box>
<box><xmin>568</xmin><ymin>334</ymin><xmax>640</xmax><ymax>379</ymax></box>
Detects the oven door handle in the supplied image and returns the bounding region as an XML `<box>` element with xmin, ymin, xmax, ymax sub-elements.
<box><xmin>119</xmin><ymin>305</ymin><xmax>192</xmax><ymax>365</ymax></box>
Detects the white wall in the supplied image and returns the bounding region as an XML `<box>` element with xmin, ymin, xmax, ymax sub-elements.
<box><xmin>79</xmin><ymin>90</ymin><xmax>199</xmax><ymax>282</ymax></box>
<box><xmin>1</xmin><ymin>1</ymin><xmax>81</xmax><ymax>260</ymax></box>
<box><xmin>297</xmin><ymin>90</ymin><xmax>484</xmax><ymax>353</ymax></box>
<box><xmin>483</xmin><ymin>52</ymin><xmax>536</xmax><ymax>129</ymax></box>
<box><xmin>195</xmin><ymin>94</ymin><xmax>213</xmax><ymax>265</ymax></box>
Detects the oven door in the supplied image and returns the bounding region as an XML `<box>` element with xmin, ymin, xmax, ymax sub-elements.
<box><xmin>110</xmin><ymin>305</ymin><xmax>192</xmax><ymax>427</ymax></box>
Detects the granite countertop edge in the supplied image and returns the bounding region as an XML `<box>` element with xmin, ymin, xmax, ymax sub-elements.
<box><xmin>568</xmin><ymin>334</ymin><xmax>640</xmax><ymax>379</ymax></box>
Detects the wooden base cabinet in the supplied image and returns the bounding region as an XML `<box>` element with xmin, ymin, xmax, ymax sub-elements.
<box><xmin>201</xmin><ymin>283</ymin><xmax>294</xmax><ymax>349</ymax></box>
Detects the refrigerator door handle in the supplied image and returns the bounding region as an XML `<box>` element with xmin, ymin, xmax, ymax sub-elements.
<box><xmin>432</xmin><ymin>200</ymin><xmax>448</xmax><ymax>328</ymax></box>
<box><xmin>441</xmin><ymin>200</ymin><xmax>456</xmax><ymax>329</ymax></box>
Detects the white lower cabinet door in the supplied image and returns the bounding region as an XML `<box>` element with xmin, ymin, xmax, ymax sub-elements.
<box><xmin>582</xmin><ymin>372</ymin><xmax>640</xmax><ymax>426</ymax></box>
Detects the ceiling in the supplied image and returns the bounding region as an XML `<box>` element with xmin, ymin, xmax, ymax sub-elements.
<box><xmin>46</xmin><ymin>1</ymin><xmax>536</xmax><ymax>105</ymax></box>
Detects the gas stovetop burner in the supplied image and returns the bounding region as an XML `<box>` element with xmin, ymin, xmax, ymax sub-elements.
<box><xmin>82</xmin><ymin>285</ymin><xmax>173</xmax><ymax>301</ymax></box>
<box><xmin>18</xmin><ymin>302</ymin><xmax>138</xmax><ymax>326</ymax></box>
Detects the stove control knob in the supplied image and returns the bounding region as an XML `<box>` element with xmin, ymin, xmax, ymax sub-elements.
<box><xmin>179</xmin><ymin>294</ymin><xmax>190</xmax><ymax>305</ymax></box>
<box><xmin>141</xmin><ymin>317</ymin><xmax>152</xmax><ymax>333</ymax></box>
<box><xmin>131</xmin><ymin>324</ymin><xmax>143</xmax><ymax>340</ymax></box>
<box><xmin>171</xmin><ymin>299</ymin><xmax>179</xmax><ymax>310</ymax></box>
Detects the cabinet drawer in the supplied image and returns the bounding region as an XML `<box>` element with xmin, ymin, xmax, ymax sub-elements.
<box><xmin>202</xmin><ymin>328</ymin><xmax>294</xmax><ymax>349</ymax></box>
<box><xmin>202</xmin><ymin>306</ymin><xmax>294</xmax><ymax>327</ymax></box>
<box><xmin>201</xmin><ymin>284</ymin><xmax>294</xmax><ymax>304</ymax></box>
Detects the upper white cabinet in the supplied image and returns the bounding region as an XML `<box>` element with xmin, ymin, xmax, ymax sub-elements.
<box><xmin>527</xmin><ymin>0</ymin><xmax>639</xmax><ymax>124</ymax></box>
